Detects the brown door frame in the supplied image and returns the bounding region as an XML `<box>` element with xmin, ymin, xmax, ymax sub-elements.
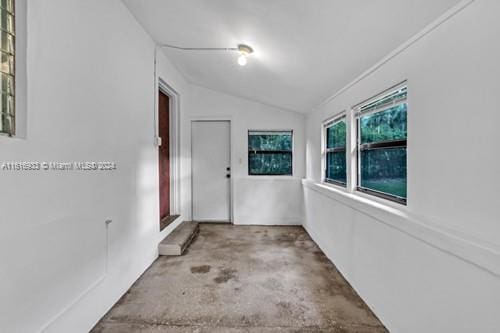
<box><xmin>158</xmin><ymin>90</ymin><xmax>170</xmax><ymax>223</ymax></box>
<box><xmin>157</xmin><ymin>79</ymin><xmax>180</xmax><ymax>230</ymax></box>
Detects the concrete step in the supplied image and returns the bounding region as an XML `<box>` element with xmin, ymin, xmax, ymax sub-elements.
<box><xmin>159</xmin><ymin>221</ymin><xmax>199</xmax><ymax>256</ymax></box>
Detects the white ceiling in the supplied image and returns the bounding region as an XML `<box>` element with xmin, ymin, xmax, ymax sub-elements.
<box><xmin>123</xmin><ymin>0</ymin><xmax>461</xmax><ymax>113</ymax></box>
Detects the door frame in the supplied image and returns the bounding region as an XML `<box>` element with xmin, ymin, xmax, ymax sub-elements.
<box><xmin>157</xmin><ymin>78</ymin><xmax>181</xmax><ymax>218</ymax></box>
<box><xmin>190</xmin><ymin>117</ymin><xmax>233</xmax><ymax>223</ymax></box>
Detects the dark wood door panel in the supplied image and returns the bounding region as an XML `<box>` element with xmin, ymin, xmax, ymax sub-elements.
<box><xmin>159</xmin><ymin>91</ymin><xmax>170</xmax><ymax>221</ymax></box>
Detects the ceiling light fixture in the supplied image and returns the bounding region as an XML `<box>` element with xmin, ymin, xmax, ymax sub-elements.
<box><xmin>158</xmin><ymin>43</ymin><xmax>254</xmax><ymax>66</ymax></box>
<box><xmin>237</xmin><ymin>44</ymin><xmax>253</xmax><ymax>66</ymax></box>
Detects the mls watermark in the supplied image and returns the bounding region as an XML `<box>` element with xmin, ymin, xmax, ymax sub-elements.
<box><xmin>1</xmin><ymin>161</ymin><xmax>117</xmax><ymax>171</ymax></box>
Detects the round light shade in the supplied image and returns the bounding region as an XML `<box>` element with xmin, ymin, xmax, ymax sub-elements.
<box><xmin>238</xmin><ymin>55</ymin><xmax>248</xmax><ymax>66</ymax></box>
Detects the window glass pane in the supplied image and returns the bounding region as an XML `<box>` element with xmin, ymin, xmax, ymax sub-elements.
<box><xmin>0</xmin><ymin>0</ymin><xmax>14</xmax><ymax>14</ymax></box>
<box><xmin>0</xmin><ymin>9</ymin><xmax>14</xmax><ymax>32</ymax></box>
<box><xmin>360</xmin><ymin>103</ymin><xmax>407</xmax><ymax>144</ymax></box>
<box><xmin>1</xmin><ymin>72</ymin><xmax>14</xmax><ymax>95</ymax></box>
<box><xmin>248</xmin><ymin>131</ymin><xmax>293</xmax><ymax>175</ymax></box>
<box><xmin>326</xmin><ymin>120</ymin><xmax>346</xmax><ymax>149</ymax></box>
<box><xmin>248</xmin><ymin>132</ymin><xmax>292</xmax><ymax>151</ymax></box>
<box><xmin>360</xmin><ymin>87</ymin><xmax>407</xmax><ymax>113</ymax></box>
<box><xmin>2</xmin><ymin>92</ymin><xmax>13</xmax><ymax>115</ymax></box>
<box><xmin>0</xmin><ymin>0</ymin><xmax>12</xmax><ymax>136</ymax></box>
<box><xmin>360</xmin><ymin>147</ymin><xmax>407</xmax><ymax>199</ymax></box>
<box><xmin>0</xmin><ymin>111</ymin><xmax>13</xmax><ymax>133</ymax></box>
<box><xmin>0</xmin><ymin>30</ymin><xmax>14</xmax><ymax>54</ymax></box>
<box><xmin>249</xmin><ymin>152</ymin><xmax>292</xmax><ymax>175</ymax></box>
<box><xmin>326</xmin><ymin>151</ymin><xmax>346</xmax><ymax>184</ymax></box>
<box><xmin>0</xmin><ymin>52</ymin><xmax>14</xmax><ymax>74</ymax></box>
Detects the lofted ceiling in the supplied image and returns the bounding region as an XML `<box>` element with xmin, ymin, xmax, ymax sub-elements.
<box><xmin>123</xmin><ymin>0</ymin><xmax>461</xmax><ymax>113</ymax></box>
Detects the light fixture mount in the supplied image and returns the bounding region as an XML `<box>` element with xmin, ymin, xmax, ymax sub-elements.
<box><xmin>157</xmin><ymin>42</ymin><xmax>254</xmax><ymax>66</ymax></box>
<box><xmin>237</xmin><ymin>44</ymin><xmax>254</xmax><ymax>56</ymax></box>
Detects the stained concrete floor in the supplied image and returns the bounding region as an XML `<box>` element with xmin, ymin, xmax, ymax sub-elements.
<box><xmin>92</xmin><ymin>224</ymin><xmax>388</xmax><ymax>333</ymax></box>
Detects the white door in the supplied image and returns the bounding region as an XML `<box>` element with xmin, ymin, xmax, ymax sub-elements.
<box><xmin>191</xmin><ymin>121</ymin><xmax>231</xmax><ymax>222</ymax></box>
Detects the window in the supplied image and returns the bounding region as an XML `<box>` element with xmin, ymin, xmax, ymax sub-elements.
<box><xmin>356</xmin><ymin>84</ymin><xmax>407</xmax><ymax>204</ymax></box>
<box><xmin>0</xmin><ymin>0</ymin><xmax>14</xmax><ymax>136</ymax></box>
<box><xmin>324</xmin><ymin>115</ymin><xmax>346</xmax><ymax>186</ymax></box>
<box><xmin>248</xmin><ymin>130</ymin><xmax>292</xmax><ymax>175</ymax></box>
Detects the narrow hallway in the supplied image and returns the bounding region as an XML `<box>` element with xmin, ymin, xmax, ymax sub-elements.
<box><xmin>92</xmin><ymin>225</ymin><xmax>387</xmax><ymax>332</ymax></box>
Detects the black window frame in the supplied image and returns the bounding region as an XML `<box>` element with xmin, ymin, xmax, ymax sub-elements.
<box><xmin>323</xmin><ymin>114</ymin><xmax>347</xmax><ymax>187</ymax></box>
<box><xmin>355</xmin><ymin>84</ymin><xmax>408</xmax><ymax>205</ymax></box>
<box><xmin>248</xmin><ymin>130</ymin><xmax>293</xmax><ymax>176</ymax></box>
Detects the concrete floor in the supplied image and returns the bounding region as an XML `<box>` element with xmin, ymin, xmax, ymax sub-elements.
<box><xmin>92</xmin><ymin>224</ymin><xmax>388</xmax><ymax>333</ymax></box>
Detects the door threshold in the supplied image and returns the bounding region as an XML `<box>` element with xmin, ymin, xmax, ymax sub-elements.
<box><xmin>160</xmin><ymin>214</ymin><xmax>181</xmax><ymax>231</ymax></box>
<box><xmin>194</xmin><ymin>220</ymin><xmax>233</xmax><ymax>225</ymax></box>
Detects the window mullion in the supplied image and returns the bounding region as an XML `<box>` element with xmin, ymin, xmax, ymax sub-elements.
<box><xmin>359</xmin><ymin>139</ymin><xmax>407</xmax><ymax>150</ymax></box>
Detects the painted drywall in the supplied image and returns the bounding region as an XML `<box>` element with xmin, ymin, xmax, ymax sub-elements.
<box><xmin>3</xmin><ymin>0</ymin><xmax>496</xmax><ymax>332</ymax></box>
<box><xmin>303</xmin><ymin>1</ymin><xmax>500</xmax><ymax>332</ymax></box>
<box><xmin>0</xmin><ymin>0</ymin><xmax>189</xmax><ymax>332</ymax></box>
<box><xmin>184</xmin><ymin>85</ymin><xmax>305</xmax><ymax>225</ymax></box>
<box><xmin>0</xmin><ymin>1</ymin><xmax>306</xmax><ymax>331</ymax></box>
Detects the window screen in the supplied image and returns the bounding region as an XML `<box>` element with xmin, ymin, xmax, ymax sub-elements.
<box><xmin>356</xmin><ymin>85</ymin><xmax>407</xmax><ymax>204</ymax></box>
<box><xmin>248</xmin><ymin>130</ymin><xmax>292</xmax><ymax>175</ymax></box>
<box><xmin>0</xmin><ymin>0</ymin><xmax>14</xmax><ymax>136</ymax></box>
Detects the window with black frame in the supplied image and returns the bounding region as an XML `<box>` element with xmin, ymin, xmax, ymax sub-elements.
<box><xmin>356</xmin><ymin>84</ymin><xmax>407</xmax><ymax>204</ymax></box>
<box><xmin>248</xmin><ymin>130</ymin><xmax>292</xmax><ymax>176</ymax></box>
<box><xmin>324</xmin><ymin>115</ymin><xmax>346</xmax><ymax>186</ymax></box>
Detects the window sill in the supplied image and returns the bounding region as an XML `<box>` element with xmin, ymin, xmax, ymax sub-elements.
<box><xmin>316</xmin><ymin>179</ymin><xmax>406</xmax><ymax>215</ymax></box>
<box><xmin>0</xmin><ymin>133</ymin><xmax>26</xmax><ymax>141</ymax></box>
<box><xmin>322</xmin><ymin>180</ymin><xmax>348</xmax><ymax>191</ymax></box>
<box><xmin>303</xmin><ymin>179</ymin><xmax>500</xmax><ymax>277</ymax></box>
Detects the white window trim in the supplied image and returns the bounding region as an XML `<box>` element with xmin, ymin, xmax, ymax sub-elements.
<box><xmin>354</xmin><ymin>81</ymin><xmax>407</xmax><ymax>205</ymax></box>
<box><xmin>321</xmin><ymin>112</ymin><xmax>348</xmax><ymax>189</ymax></box>
<box><xmin>320</xmin><ymin>81</ymin><xmax>408</xmax><ymax>207</ymax></box>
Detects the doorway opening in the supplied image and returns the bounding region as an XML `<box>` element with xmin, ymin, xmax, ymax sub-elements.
<box><xmin>158</xmin><ymin>88</ymin><xmax>180</xmax><ymax>231</ymax></box>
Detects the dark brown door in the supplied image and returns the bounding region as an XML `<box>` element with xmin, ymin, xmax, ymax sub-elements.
<box><xmin>159</xmin><ymin>91</ymin><xmax>170</xmax><ymax>221</ymax></box>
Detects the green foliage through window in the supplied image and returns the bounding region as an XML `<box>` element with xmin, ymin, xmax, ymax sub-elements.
<box><xmin>248</xmin><ymin>131</ymin><xmax>292</xmax><ymax>175</ymax></box>
<box><xmin>360</xmin><ymin>148</ymin><xmax>406</xmax><ymax>198</ymax></box>
<box><xmin>360</xmin><ymin>104</ymin><xmax>407</xmax><ymax>144</ymax></box>
<box><xmin>358</xmin><ymin>85</ymin><xmax>407</xmax><ymax>203</ymax></box>
<box><xmin>325</xmin><ymin>118</ymin><xmax>346</xmax><ymax>185</ymax></box>
<box><xmin>326</xmin><ymin>151</ymin><xmax>346</xmax><ymax>184</ymax></box>
<box><xmin>327</xmin><ymin>120</ymin><xmax>346</xmax><ymax>149</ymax></box>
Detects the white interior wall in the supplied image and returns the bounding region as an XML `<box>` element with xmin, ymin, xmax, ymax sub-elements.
<box><xmin>303</xmin><ymin>1</ymin><xmax>500</xmax><ymax>332</ymax></box>
<box><xmin>0</xmin><ymin>1</ymin><xmax>190</xmax><ymax>332</ymax></box>
<box><xmin>0</xmin><ymin>1</ymin><xmax>305</xmax><ymax>332</ymax></box>
<box><xmin>2</xmin><ymin>0</ymin><xmax>497</xmax><ymax>332</ymax></box>
<box><xmin>184</xmin><ymin>85</ymin><xmax>305</xmax><ymax>225</ymax></box>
